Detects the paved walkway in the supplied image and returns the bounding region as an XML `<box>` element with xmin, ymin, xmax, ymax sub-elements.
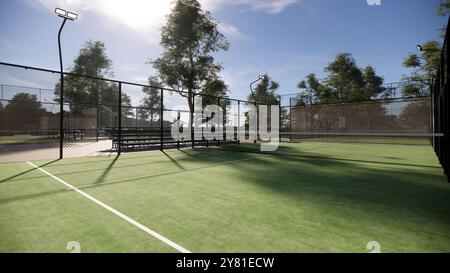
<box><xmin>0</xmin><ymin>140</ymin><xmax>114</xmax><ymax>163</ymax></box>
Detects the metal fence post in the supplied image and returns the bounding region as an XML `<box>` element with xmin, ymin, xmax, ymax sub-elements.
<box><xmin>177</xmin><ymin>111</ymin><xmax>180</xmax><ymax>149</ymax></box>
<box><xmin>59</xmin><ymin>74</ymin><xmax>64</xmax><ymax>159</ymax></box>
<box><xmin>118</xmin><ymin>82</ymin><xmax>122</xmax><ymax>155</ymax></box>
<box><xmin>191</xmin><ymin>93</ymin><xmax>195</xmax><ymax>149</ymax></box>
<box><xmin>217</xmin><ymin>97</ymin><xmax>221</xmax><ymax>146</ymax></box>
<box><xmin>279</xmin><ymin>95</ymin><xmax>282</xmax><ymax>143</ymax></box>
<box><xmin>237</xmin><ymin>100</ymin><xmax>240</xmax><ymax>144</ymax></box>
<box><xmin>135</xmin><ymin>107</ymin><xmax>138</xmax><ymax>130</ymax></box>
<box><xmin>96</xmin><ymin>79</ymin><xmax>99</xmax><ymax>142</ymax></box>
<box><xmin>289</xmin><ymin>98</ymin><xmax>292</xmax><ymax>142</ymax></box>
<box><xmin>160</xmin><ymin>88</ymin><xmax>164</xmax><ymax>151</ymax></box>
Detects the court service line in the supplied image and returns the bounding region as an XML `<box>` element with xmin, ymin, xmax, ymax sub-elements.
<box><xmin>26</xmin><ymin>161</ymin><xmax>191</xmax><ymax>253</ymax></box>
<box><xmin>75</xmin><ymin>156</ymin><xmax>263</xmax><ymax>190</ymax></box>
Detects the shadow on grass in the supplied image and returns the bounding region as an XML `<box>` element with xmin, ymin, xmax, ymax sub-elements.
<box><xmin>162</xmin><ymin>150</ymin><xmax>186</xmax><ymax>170</ymax></box>
<box><xmin>219</xmin><ymin>153</ymin><xmax>450</xmax><ymax>227</ymax></box>
<box><xmin>94</xmin><ymin>154</ymin><xmax>120</xmax><ymax>184</ymax></box>
<box><xmin>0</xmin><ymin>159</ymin><xmax>60</xmax><ymax>184</ymax></box>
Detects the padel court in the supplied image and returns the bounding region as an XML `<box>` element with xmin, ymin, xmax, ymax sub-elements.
<box><xmin>1</xmin><ymin>142</ymin><xmax>450</xmax><ymax>252</ymax></box>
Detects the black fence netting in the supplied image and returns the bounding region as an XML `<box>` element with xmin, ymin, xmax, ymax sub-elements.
<box><xmin>431</xmin><ymin>16</ymin><xmax>450</xmax><ymax>181</ymax></box>
<box><xmin>0</xmin><ymin>65</ymin><xmax>61</xmax><ymax>162</ymax></box>
<box><xmin>286</xmin><ymin>97</ymin><xmax>432</xmax><ymax>145</ymax></box>
<box><xmin>0</xmin><ymin>62</ymin><xmax>264</xmax><ymax>162</ymax></box>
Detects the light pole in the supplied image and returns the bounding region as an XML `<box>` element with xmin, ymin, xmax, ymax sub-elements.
<box><xmin>55</xmin><ymin>8</ymin><xmax>77</xmax><ymax>159</ymax></box>
<box><xmin>249</xmin><ymin>75</ymin><xmax>267</xmax><ymax>143</ymax></box>
<box><xmin>249</xmin><ymin>75</ymin><xmax>267</xmax><ymax>104</ymax></box>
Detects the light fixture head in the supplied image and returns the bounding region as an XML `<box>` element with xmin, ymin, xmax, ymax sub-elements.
<box><xmin>258</xmin><ymin>75</ymin><xmax>267</xmax><ymax>80</ymax></box>
<box><xmin>67</xmin><ymin>11</ymin><xmax>78</xmax><ymax>20</ymax></box>
<box><xmin>55</xmin><ymin>8</ymin><xmax>66</xmax><ymax>17</ymax></box>
<box><xmin>55</xmin><ymin>7</ymin><xmax>77</xmax><ymax>21</ymax></box>
<box><xmin>417</xmin><ymin>45</ymin><xmax>423</xmax><ymax>51</ymax></box>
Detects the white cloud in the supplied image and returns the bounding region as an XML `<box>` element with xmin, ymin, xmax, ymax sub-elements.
<box><xmin>235</xmin><ymin>0</ymin><xmax>298</xmax><ymax>14</ymax></box>
<box><xmin>30</xmin><ymin>0</ymin><xmax>172</xmax><ymax>37</ymax></box>
<box><xmin>203</xmin><ymin>0</ymin><xmax>298</xmax><ymax>14</ymax></box>
<box><xmin>218</xmin><ymin>22</ymin><xmax>241</xmax><ymax>38</ymax></box>
<box><xmin>29</xmin><ymin>0</ymin><xmax>296</xmax><ymax>35</ymax></box>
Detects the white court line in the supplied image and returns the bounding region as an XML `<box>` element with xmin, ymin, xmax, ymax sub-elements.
<box><xmin>26</xmin><ymin>161</ymin><xmax>191</xmax><ymax>253</ymax></box>
<box><xmin>76</xmin><ymin>156</ymin><xmax>262</xmax><ymax>190</ymax></box>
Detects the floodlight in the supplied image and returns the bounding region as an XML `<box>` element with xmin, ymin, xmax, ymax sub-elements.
<box><xmin>55</xmin><ymin>8</ymin><xmax>66</xmax><ymax>17</ymax></box>
<box><xmin>55</xmin><ymin>7</ymin><xmax>77</xmax><ymax>21</ymax></box>
<box><xmin>417</xmin><ymin>45</ymin><xmax>423</xmax><ymax>51</ymax></box>
<box><xmin>67</xmin><ymin>12</ymin><xmax>78</xmax><ymax>20</ymax></box>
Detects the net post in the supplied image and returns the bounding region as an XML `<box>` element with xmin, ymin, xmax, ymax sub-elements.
<box><xmin>118</xmin><ymin>82</ymin><xmax>122</xmax><ymax>155</ymax></box>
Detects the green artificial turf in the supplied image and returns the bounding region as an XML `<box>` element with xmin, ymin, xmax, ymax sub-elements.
<box><xmin>1</xmin><ymin>142</ymin><xmax>449</xmax><ymax>252</ymax></box>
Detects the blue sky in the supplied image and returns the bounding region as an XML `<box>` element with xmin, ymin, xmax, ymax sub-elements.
<box><xmin>0</xmin><ymin>0</ymin><xmax>447</xmax><ymax>101</ymax></box>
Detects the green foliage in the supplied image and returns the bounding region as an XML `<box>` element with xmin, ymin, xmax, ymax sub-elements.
<box><xmin>294</xmin><ymin>75</ymin><xmax>318</xmax><ymax>106</ymax></box>
<box><xmin>402</xmin><ymin>41</ymin><xmax>440</xmax><ymax>97</ymax></box>
<box><xmin>3</xmin><ymin>93</ymin><xmax>45</xmax><ymax>130</ymax></box>
<box><xmin>139</xmin><ymin>76</ymin><xmax>162</xmax><ymax>125</ymax></box>
<box><xmin>201</xmin><ymin>77</ymin><xmax>229</xmax><ymax>106</ymax></box>
<box><xmin>436</xmin><ymin>0</ymin><xmax>450</xmax><ymax>16</ymax></box>
<box><xmin>401</xmin><ymin>82</ymin><xmax>429</xmax><ymax>97</ymax></box>
<box><xmin>296</xmin><ymin>53</ymin><xmax>386</xmax><ymax>104</ymax></box>
<box><xmin>403</xmin><ymin>54</ymin><xmax>421</xmax><ymax>68</ymax></box>
<box><xmin>151</xmin><ymin>0</ymin><xmax>229</xmax><ymax>116</ymax></box>
<box><xmin>398</xmin><ymin>100</ymin><xmax>431</xmax><ymax>130</ymax></box>
<box><xmin>404</xmin><ymin>0</ymin><xmax>446</xmax><ymax>90</ymax></box>
<box><xmin>70</xmin><ymin>40</ymin><xmax>113</xmax><ymax>78</ymax></box>
<box><xmin>54</xmin><ymin>40</ymin><xmax>133</xmax><ymax>117</ymax></box>
<box><xmin>247</xmin><ymin>74</ymin><xmax>280</xmax><ymax>105</ymax></box>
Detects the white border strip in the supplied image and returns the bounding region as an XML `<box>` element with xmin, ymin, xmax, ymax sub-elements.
<box><xmin>281</xmin><ymin>132</ymin><xmax>444</xmax><ymax>137</ymax></box>
<box><xmin>26</xmin><ymin>161</ymin><xmax>190</xmax><ymax>253</ymax></box>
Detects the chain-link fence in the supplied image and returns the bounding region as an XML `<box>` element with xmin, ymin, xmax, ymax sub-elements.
<box><xmin>431</xmin><ymin>16</ymin><xmax>450</xmax><ymax>182</ymax></box>
<box><xmin>281</xmin><ymin>96</ymin><xmax>432</xmax><ymax>145</ymax></box>
<box><xmin>0</xmin><ymin>62</ymin><xmax>276</xmax><ymax>162</ymax></box>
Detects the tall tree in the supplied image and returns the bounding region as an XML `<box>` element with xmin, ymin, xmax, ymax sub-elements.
<box><xmin>139</xmin><ymin>76</ymin><xmax>162</xmax><ymax>126</ymax></box>
<box><xmin>401</xmin><ymin>0</ymin><xmax>448</xmax><ymax>96</ymax></box>
<box><xmin>201</xmin><ymin>77</ymin><xmax>229</xmax><ymax>106</ymax></box>
<box><xmin>402</xmin><ymin>40</ymin><xmax>441</xmax><ymax>96</ymax></box>
<box><xmin>54</xmin><ymin>40</ymin><xmax>132</xmax><ymax>117</ymax></box>
<box><xmin>151</xmin><ymin>0</ymin><xmax>229</xmax><ymax>125</ymax></box>
<box><xmin>3</xmin><ymin>93</ymin><xmax>44</xmax><ymax>130</ymax></box>
<box><xmin>323</xmin><ymin>53</ymin><xmax>386</xmax><ymax>102</ymax></box>
<box><xmin>362</xmin><ymin>66</ymin><xmax>385</xmax><ymax>98</ymax></box>
<box><xmin>295</xmin><ymin>74</ymin><xmax>323</xmax><ymax>105</ymax></box>
<box><xmin>296</xmin><ymin>53</ymin><xmax>386</xmax><ymax>104</ymax></box>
